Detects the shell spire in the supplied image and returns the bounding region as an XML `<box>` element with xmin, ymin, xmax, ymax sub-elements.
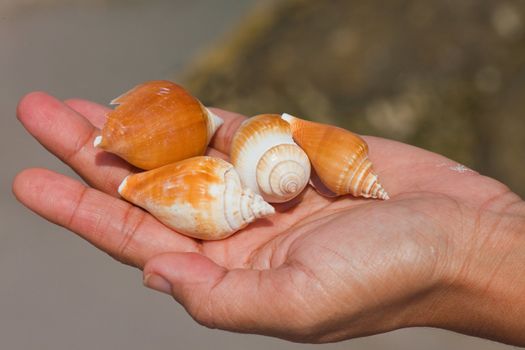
<box><xmin>94</xmin><ymin>80</ymin><xmax>223</xmax><ymax>170</ymax></box>
<box><xmin>238</xmin><ymin>187</ymin><xmax>276</xmax><ymax>223</ymax></box>
<box><xmin>118</xmin><ymin>156</ymin><xmax>274</xmax><ymax>240</ymax></box>
<box><xmin>281</xmin><ymin>113</ymin><xmax>389</xmax><ymax>200</ymax></box>
<box><xmin>230</xmin><ymin>114</ymin><xmax>311</xmax><ymax>203</ymax></box>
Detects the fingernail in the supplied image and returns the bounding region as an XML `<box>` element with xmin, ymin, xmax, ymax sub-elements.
<box><xmin>144</xmin><ymin>273</ymin><xmax>172</xmax><ymax>294</ymax></box>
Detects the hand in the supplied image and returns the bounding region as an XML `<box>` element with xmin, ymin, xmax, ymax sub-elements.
<box><xmin>13</xmin><ymin>92</ymin><xmax>525</xmax><ymax>344</ymax></box>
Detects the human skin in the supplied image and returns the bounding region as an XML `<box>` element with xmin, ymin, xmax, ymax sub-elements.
<box><xmin>13</xmin><ymin>92</ymin><xmax>525</xmax><ymax>345</ymax></box>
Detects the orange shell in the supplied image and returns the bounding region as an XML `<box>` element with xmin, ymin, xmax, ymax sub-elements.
<box><xmin>95</xmin><ymin>80</ymin><xmax>223</xmax><ymax>170</ymax></box>
<box><xmin>281</xmin><ymin>114</ymin><xmax>389</xmax><ymax>200</ymax></box>
<box><xmin>118</xmin><ymin>156</ymin><xmax>274</xmax><ymax>240</ymax></box>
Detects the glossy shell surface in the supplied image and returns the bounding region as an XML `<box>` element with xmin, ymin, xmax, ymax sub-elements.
<box><xmin>281</xmin><ymin>113</ymin><xmax>389</xmax><ymax>200</ymax></box>
<box><xmin>230</xmin><ymin>114</ymin><xmax>311</xmax><ymax>203</ymax></box>
<box><xmin>94</xmin><ymin>80</ymin><xmax>223</xmax><ymax>170</ymax></box>
<box><xmin>118</xmin><ymin>156</ymin><xmax>275</xmax><ymax>240</ymax></box>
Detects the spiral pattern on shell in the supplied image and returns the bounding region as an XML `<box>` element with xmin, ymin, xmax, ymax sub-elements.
<box><xmin>231</xmin><ymin>114</ymin><xmax>311</xmax><ymax>203</ymax></box>
<box><xmin>256</xmin><ymin>143</ymin><xmax>311</xmax><ymax>202</ymax></box>
<box><xmin>281</xmin><ymin>113</ymin><xmax>389</xmax><ymax>200</ymax></box>
<box><xmin>118</xmin><ymin>157</ymin><xmax>275</xmax><ymax>240</ymax></box>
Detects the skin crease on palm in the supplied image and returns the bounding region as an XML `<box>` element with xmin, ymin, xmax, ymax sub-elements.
<box><xmin>13</xmin><ymin>92</ymin><xmax>525</xmax><ymax>345</ymax></box>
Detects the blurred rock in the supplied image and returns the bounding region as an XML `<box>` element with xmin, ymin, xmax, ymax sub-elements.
<box><xmin>184</xmin><ymin>0</ymin><xmax>525</xmax><ymax>196</ymax></box>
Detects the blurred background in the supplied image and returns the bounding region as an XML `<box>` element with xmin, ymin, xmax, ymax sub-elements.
<box><xmin>2</xmin><ymin>0</ymin><xmax>523</xmax><ymax>349</ymax></box>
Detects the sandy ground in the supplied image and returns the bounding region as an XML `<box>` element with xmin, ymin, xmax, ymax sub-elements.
<box><xmin>0</xmin><ymin>1</ymin><xmax>515</xmax><ymax>349</ymax></box>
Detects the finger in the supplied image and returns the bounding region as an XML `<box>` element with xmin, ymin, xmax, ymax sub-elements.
<box><xmin>64</xmin><ymin>98</ymin><xmax>111</xmax><ymax>129</ymax></box>
<box><xmin>205</xmin><ymin>147</ymin><xmax>229</xmax><ymax>160</ymax></box>
<box><xmin>17</xmin><ymin>92</ymin><xmax>136</xmax><ymax>197</ymax></box>
<box><xmin>13</xmin><ymin>168</ymin><xmax>199</xmax><ymax>268</ymax></box>
<box><xmin>143</xmin><ymin>252</ymin><xmax>307</xmax><ymax>338</ymax></box>
<box><xmin>207</xmin><ymin>108</ymin><xmax>246</xmax><ymax>155</ymax></box>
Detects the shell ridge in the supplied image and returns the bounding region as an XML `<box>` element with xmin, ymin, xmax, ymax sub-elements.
<box><xmin>281</xmin><ymin>113</ymin><xmax>389</xmax><ymax>200</ymax></box>
<box><xmin>232</xmin><ymin>114</ymin><xmax>310</xmax><ymax>203</ymax></box>
<box><xmin>351</xmin><ymin>158</ymin><xmax>372</xmax><ymax>196</ymax></box>
<box><xmin>222</xmin><ymin>167</ymin><xmax>247</xmax><ymax>232</ymax></box>
<box><xmin>254</xmin><ymin>141</ymin><xmax>310</xmax><ymax>202</ymax></box>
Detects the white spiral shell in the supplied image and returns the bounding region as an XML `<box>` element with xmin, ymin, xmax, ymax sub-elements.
<box><xmin>118</xmin><ymin>156</ymin><xmax>275</xmax><ymax>240</ymax></box>
<box><xmin>230</xmin><ymin>114</ymin><xmax>311</xmax><ymax>203</ymax></box>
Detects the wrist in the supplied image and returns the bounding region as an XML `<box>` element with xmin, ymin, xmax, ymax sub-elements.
<box><xmin>415</xmin><ymin>197</ymin><xmax>525</xmax><ymax>345</ymax></box>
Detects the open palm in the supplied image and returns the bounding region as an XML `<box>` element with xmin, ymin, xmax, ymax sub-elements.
<box><xmin>14</xmin><ymin>92</ymin><xmax>518</xmax><ymax>342</ymax></box>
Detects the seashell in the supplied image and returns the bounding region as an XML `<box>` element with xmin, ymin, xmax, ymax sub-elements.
<box><xmin>118</xmin><ymin>156</ymin><xmax>275</xmax><ymax>240</ymax></box>
<box><xmin>94</xmin><ymin>80</ymin><xmax>223</xmax><ymax>170</ymax></box>
<box><xmin>281</xmin><ymin>113</ymin><xmax>389</xmax><ymax>200</ymax></box>
<box><xmin>230</xmin><ymin>114</ymin><xmax>311</xmax><ymax>203</ymax></box>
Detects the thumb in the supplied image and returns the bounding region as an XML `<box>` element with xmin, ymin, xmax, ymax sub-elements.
<box><xmin>143</xmin><ymin>252</ymin><xmax>226</xmax><ymax>300</ymax></box>
<box><xmin>143</xmin><ymin>252</ymin><xmax>306</xmax><ymax>336</ymax></box>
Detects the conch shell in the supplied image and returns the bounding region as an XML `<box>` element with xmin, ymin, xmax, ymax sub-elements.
<box><xmin>94</xmin><ymin>80</ymin><xmax>223</xmax><ymax>170</ymax></box>
<box><xmin>118</xmin><ymin>156</ymin><xmax>275</xmax><ymax>240</ymax></box>
<box><xmin>230</xmin><ymin>114</ymin><xmax>311</xmax><ymax>203</ymax></box>
<box><xmin>281</xmin><ymin>113</ymin><xmax>389</xmax><ymax>200</ymax></box>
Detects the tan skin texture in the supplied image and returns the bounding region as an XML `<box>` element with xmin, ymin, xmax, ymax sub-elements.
<box><xmin>13</xmin><ymin>92</ymin><xmax>525</xmax><ymax>345</ymax></box>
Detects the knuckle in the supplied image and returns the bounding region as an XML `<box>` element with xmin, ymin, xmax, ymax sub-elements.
<box><xmin>63</xmin><ymin>129</ymin><xmax>98</xmax><ymax>163</ymax></box>
<box><xmin>66</xmin><ymin>187</ymin><xmax>88</xmax><ymax>228</ymax></box>
<box><xmin>116</xmin><ymin>205</ymin><xmax>147</xmax><ymax>262</ymax></box>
